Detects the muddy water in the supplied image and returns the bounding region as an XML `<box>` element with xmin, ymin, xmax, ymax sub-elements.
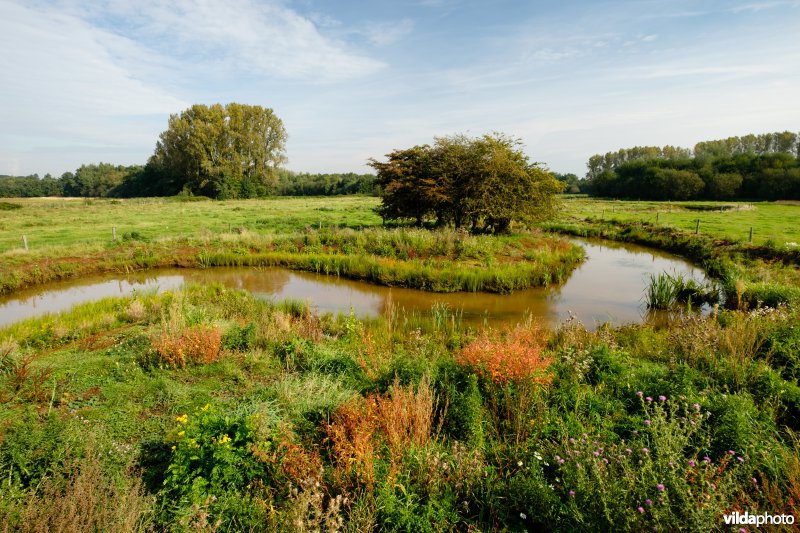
<box><xmin>0</xmin><ymin>239</ymin><xmax>708</xmax><ymax>329</ymax></box>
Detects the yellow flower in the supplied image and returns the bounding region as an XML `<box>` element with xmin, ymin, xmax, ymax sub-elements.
<box><xmin>218</xmin><ymin>434</ymin><xmax>231</xmax><ymax>445</ymax></box>
<box><xmin>175</xmin><ymin>414</ymin><xmax>188</xmax><ymax>424</ymax></box>
<box><xmin>201</xmin><ymin>403</ymin><xmax>211</xmax><ymax>412</ymax></box>
<box><xmin>177</xmin><ymin>431</ymin><xmax>185</xmax><ymax>437</ymax></box>
<box><xmin>171</xmin><ymin>445</ymin><xmax>176</xmax><ymax>451</ymax></box>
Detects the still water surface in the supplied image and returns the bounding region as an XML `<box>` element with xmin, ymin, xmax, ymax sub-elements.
<box><xmin>0</xmin><ymin>239</ymin><xmax>708</xmax><ymax>329</ymax></box>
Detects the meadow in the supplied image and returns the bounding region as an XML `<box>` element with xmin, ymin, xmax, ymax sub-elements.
<box><xmin>0</xmin><ymin>195</ymin><xmax>799</xmax><ymax>531</ymax></box>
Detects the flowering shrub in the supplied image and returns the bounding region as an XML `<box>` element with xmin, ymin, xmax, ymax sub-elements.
<box><xmin>457</xmin><ymin>325</ymin><xmax>552</xmax><ymax>385</ymax></box>
<box><xmin>555</xmin><ymin>393</ymin><xmax>746</xmax><ymax>530</ymax></box>
<box><xmin>163</xmin><ymin>404</ymin><xmax>265</xmax><ymax>504</ymax></box>
<box><xmin>152</xmin><ymin>325</ymin><xmax>222</xmax><ymax>368</ymax></box>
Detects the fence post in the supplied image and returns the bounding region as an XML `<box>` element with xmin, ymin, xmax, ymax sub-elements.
<box><xmin>228</xmin><ymin>223</ymin><xmax>232</xmax><ymax>232</ymax></box>
<box><xmin>656</xmin><ymin>212</ymin><xmax>659</xmax><ymax>224</ymax></box>
<box><xmin>601</xmin><ymin>209</ymin><xmax>605</xmax><ymax>220</ymax></box>
<box><xmin>695</xmin><ymin>219</ymin><xmax>700</xmax><ymax>234</ymax></box>
<box><xmin>112</xmin><ymin>226</ymin><xmax>116</xmax><ymax>241</ymax></box>
<box><xmin>749</xmin><ymin>227</ymin><xmax>753</xmax><ymax>243</ymax></box>
<box><xmin>22</xmin><ymin>235</ymin><xmax>28</xmax><ymax>250</ymax></box>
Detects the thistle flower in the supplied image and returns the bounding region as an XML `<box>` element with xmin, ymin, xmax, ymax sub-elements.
<box><xmin>658</xmin><ymin>395</ymin><xmax>667</xmax><ymax>401</ymax></box>
<box><xmin>657</xmin><ymin>484</ymin><xmax>665</xmax><ymax>492</ymax></box>
<box><xmin>636</xmin><ymin>391</ymin><xmax>643</xmax><ymax>397</ymax></box>
<box><xmin>569</xmin><ymin>490</ymin><xmax>575</xmax><ymax>497</ymax></box>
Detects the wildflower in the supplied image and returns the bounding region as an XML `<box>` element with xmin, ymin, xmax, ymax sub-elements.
<box><xmin>569</xmin><ymin>490</ymin><xmax>575</xmax><ymax>497</ymax></box>
<box><xmin>602</xmin><ymin>458</ymin><xmax>609</xmax><ymax>464</ymax></box>
<box><xmin>658</xmin><ymin>395</ymin><xmax>666</xmax><ymax>401</ymax></box>
<box><xmin>518</xmin><ymin>461</ymin><xmax>523</xmax><ymax>467</ymax></box>
<box><xmin>175</xmin><ymin>414</ymin><xmax>188</xmax><ymax>424</ymax></box>
<box><xmin>177</xmin><ymin>430</ymin><xmax>185</xmax><ymax>437</ymax></box>
<box><xmin>555</xmin><ymin>455</ymin><xmax>561</xmax><ymax>462</ymax></box>
<box><xmin>646</xmin><ymin>396</ymin><xmax>653</xmax><ymax>402</ymax></box>
<box><xmin>703</xmin><ymin>456</ymin><xmax>711</xmax><ymax>463</ymax></box>
<box><xmin>576</xmin><ymin>463</ymin><xmax>581</xmax><ymax>469</ymax></box>
<box><xmin>218</xmin><ymin>434</ymin><xmax>232</xmax><ymax>445</ymax></box>
<box><xmin>201</xmin><ymin>403</ymin><xmax>211</xmax><ymax>412</ymax></box>
<box><xmin>570</xmin><ymin>437</ymin><xmax>575</xmax><ymax>444</ymax></box>
<box><xmin>645</xmin><ymin>499</ymin><xmax>653</xmax><ymax>506</ymax></box>
<box><xmin>693</xmin><ymin>403</ymin><xmax>700</xmax><ymax>411</ymax></box>
<box><xmin>690</xmin><ymin>420</ymin><xmax>696</xmax><ymax>426</ymax></box>
<box><xmin>593</xmin><ymin>451</ymin><xmax>599</xmax><ymax>456</ymax></box>
<box><xmin>752</xmin><ymin>477</ymin><xmax>758</xmax><ymax>485</ymax></box>
<box><xmin>728</xmin><ymin>450</ymin><xmax>736</xmax><ymax>455</ymax></box>
<box><xmin>625</xmin><ymin>448</ymin><xmax>632</xmax><ymax>454</ymax></box>
<box><xmin>520</xmin><ymin>513</ymin><xmax>527</xmax><ymax>520</ymax></box>
<box><xmin>638</xmin><ymin>507</ymin><xmax>645</xmax><ymax>514</ymax></box>
<box><xmin>737</xmin><ymin>456</ymin><xmax>745</xmax><ymax>463</ymax></box>
<box><xmin>644</xmin><ymin>420</ymin><xmax>651</xmax><ymax>426</ymax></box>
<box><xmin>559</xmin><ymin>458</ymin><xmax>565</xmax><ymax>464</ymax></box>
<box><xmin>688</xmin><ymin>459</ymin><xmax>696</xmax><ymax>467</ymax></box>
<box><xmin>642</xmin><ymin>448</ymin><xmax>649</xmax><ymax>454</ymax></box>
<box><xmin>636</xmin><ymin>391</ymin><xmax>643</xmax><ymax>397</ymax></box>
<box><xmin>657</xmin><ymin>484</ymin><xmax>665</xmax><ymax>492</ymax></box>
<box><xmin>710</xmin><ymin>483</ymin><xmax>716</xmax><ymax>490</ymax></box>
<box><xmin>171</xmin><ymin>445</ymin><xmax>176</xmax><ymax>451</ymax></box>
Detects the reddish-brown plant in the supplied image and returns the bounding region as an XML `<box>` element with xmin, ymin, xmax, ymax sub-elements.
<box><xmin>152</xmin><ymin>325</ymin><xmax>222</xmax><ymax>368</ymax></box>
<box><xmin>457</xmin><ymin>324</ymin><xmax>553</xmax><ymax>384</ymax></box>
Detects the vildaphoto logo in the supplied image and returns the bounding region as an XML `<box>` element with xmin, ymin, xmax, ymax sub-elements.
<box><xmin>723</xmin><ymin>511</ymin><xmax>795</xmax><ymax>527</ymax></box>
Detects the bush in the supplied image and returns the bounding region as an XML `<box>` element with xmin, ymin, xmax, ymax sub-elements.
<box><xmin>152</xmin><ymin>325</ymin><xmax>222</xmax><ymax>368</ymax></box>
<box><xmin>222</xmin><ymin>322</ymin><xmax>256</xmax><ymax>352</ymax></box>
<box><xmin>457</xmin><ymin>324</ymin><xmax>552</xmax><ymax>385</ymax></box>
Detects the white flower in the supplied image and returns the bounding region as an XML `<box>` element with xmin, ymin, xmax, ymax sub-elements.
<box><xmin>520</xmin><ymin>513</ymin><xmax>527</xmax><ymax>520</ymax></box>
<box><xmin>517</xmin><ymin>461</ymin><xmax>523</xmax><ymax>467</ymax></box>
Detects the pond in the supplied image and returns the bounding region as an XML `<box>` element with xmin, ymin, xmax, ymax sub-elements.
<box><xmin>0</xmin><ymin>239</ymin><xmax>709</xmax><ymax>330</ymax></box>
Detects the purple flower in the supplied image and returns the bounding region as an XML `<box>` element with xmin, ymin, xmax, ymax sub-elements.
<box><xmin>710</xmin><ymin>483</ymin><xmax>716</xmax><ymax>490</ymax></box>
<box><xmin>569</xmin><ymin>438</ymin><xmax>575</xmax><ymax>444</ymax></box>
<box><xmin>637</xmin><ymin>507</ymin><xmax>645</xmax><ymax>514</ymax></box>
<box><xmin>593</xmin><ymin>451</ymin><xmax>599</xmax><ymax>456</ymax></box>
<box><xmin>729</xmin><ymin>450</ymin><xmax>736</xmax><ymax>455</ymax></box>
<box><xmin>752</xmin><ymin>477</ymin><xmax>758</xmax><ymax>485</ymax></box>
<box><xmin>690</xmin><ymin>420</ymin><xmax>696</xmax><ymax>426</ymax></box>
<box><xmin>657</xmin><ymin>484</ymin><xmax>665</xmax><ymax>492</ymax></box>
<box><xmin>737</xmin><ymin>456</ymin><xmax>745</xmax><ymax>463</ymax></box>
<box><xmin>645</xmin><ymin>499</ymin><xmax>653</xmax><ymax>506</ymax></box>
<box><xmin>646</xmin><ymin>396</ymin><xmax>653</xmax><ymax>402</ymax></box>
<box><xmin>559</xmin><ymin>458</ymin><xmax>565</xmax><ymax>464</ymax></box>
<box><xmin>636</xmin><ymin>391</ymin><xmax>643</xmax><ymax>397</ymax></box>
<box><xmin>569</xmin><ymin>490</ymin><xmax>575</xmax><ymax>497</ymax></box>
<box><xmin>644</xmin><ymin>420</ymin><xmax>651</xmax><ymax>426</ymax></box>
<box><xmin>688</xmin><ymin>460</ymin><xmax>696</xmax><ymax>467</ymax></box>
<box><xmin>576</xmin><ymin>463</ymin><xmax>581</xmax><ymax>469</ymax></box>
<box><xmin>703</xmin><ymin>456</ymin><xmax>711</xmax><ymax>463</ymax></box>
<box><xmin>602</xmin><ymin>458</ymin><xmax>609</xmax><ymax>464</ymax></box>
<box><xmin>659</xmin><ymin>395</ymin><xmax>667</xmax><ymax>401</ymax></box>
<box><xmin>555</xmin><ymin>455</ymin><xmax>561</xmax><ymax>462</ymax></box>
<box><xmin>625</xmin><ymin>448</ymin><xmax>632</xmax><ymax>454</ymax></box>
<box><xmin>582</xmin><ymin>433</ymin><xmax>588</xmax><ymax>438</ymax></box>
<box><xmin>693</xmin><ymin>403</ymin><xmax>700</xmax><ymax>411</ymax></box>
<box><xmin>642</xmin><ymin>448</ymin><xmax>649</xmax><ymax>454</ymax></box>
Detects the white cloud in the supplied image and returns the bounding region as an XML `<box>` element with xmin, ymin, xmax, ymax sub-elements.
<box><xmin>92</xmin><ymin>0</ymin><xmax>385</xmax><ymax>82</ymax></box>
<box><xmin>360</xmin><ymin>18</ymin><xmax>415</xmax><ymax>47</ymax></box>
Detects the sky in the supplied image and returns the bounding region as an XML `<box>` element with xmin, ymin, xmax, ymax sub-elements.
<box><xmin>1</xmin><ymin>0</ymin><xmax>799</xmax><ymax>178</ymax></box>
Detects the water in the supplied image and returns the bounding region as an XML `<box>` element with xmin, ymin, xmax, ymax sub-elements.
<box><xmin>0</xmin><ymin>239</ymin><xmax>708</xmax><ymax>329</ymax></box>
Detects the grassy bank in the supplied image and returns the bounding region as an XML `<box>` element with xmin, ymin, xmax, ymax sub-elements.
<box><xmin>1</xmin><ymin>284</ymin><xmax>799</xmax><ymax>531</ymax></box>
<box><xmin>0</xmin><ymin>227</ymin><xmax>583</xmax><ymax>296</ymax></box>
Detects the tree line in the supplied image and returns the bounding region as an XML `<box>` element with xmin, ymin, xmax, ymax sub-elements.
<box><xmin>370</xmin><ymin>133</ymin><xmax>563</xmax><ymax>232</ymax></box>
<box><xmin>584</xmin><ymin>131</ymin><xmax>800</xmax><ymax>200</ymax></box>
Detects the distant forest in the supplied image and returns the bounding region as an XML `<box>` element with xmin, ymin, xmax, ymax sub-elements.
<box><xmin>4</xmin><ymin>130</ymin><xmax>799</xmax><ymax>201</ymax></box>
<box><xmin>584</xmin><ymin>131</ymin><xmax>800</xmax><ymax>200</ymax></box>
<box><xmin>0</xmin><ymin>166</ymin><xmax>376</xmax><ymax>199</ymax></box>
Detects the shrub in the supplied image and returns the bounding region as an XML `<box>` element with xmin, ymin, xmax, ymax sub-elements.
<box><xmin>151</xmin><ymin>325</ymin><xmax>222</xmax><ymax>368</ymax></box>
<box><xmin>457</xmin><ymin>324</ymin><xmax>552</xmax><ymax>385</ymax></box>
<box><xmin>222</xmin><ymin>322</ymin><xmax>256</xmax><ymax>352</ymax></box>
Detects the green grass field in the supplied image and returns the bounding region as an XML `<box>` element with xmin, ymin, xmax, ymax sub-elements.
<box><xmin>561</xmin><ymin>196</ymin><xmax>800</xmax><ymax>247</ymax></box>
<box><xmin>0</xmin><ymin>196</ymin><xmax>382</xmax><ymax>253</ymax></box>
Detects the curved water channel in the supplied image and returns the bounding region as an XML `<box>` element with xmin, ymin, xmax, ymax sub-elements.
<box><xmin>0</xmin><ymin>239</ymin><xmax>709</xmax><ymax>330</ymax></box>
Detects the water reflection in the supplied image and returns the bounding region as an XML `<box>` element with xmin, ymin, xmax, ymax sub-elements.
<box><xmin>0</xmin><ymin>239</ymin><xmax>708</xmax><ymax>329</ymax></box>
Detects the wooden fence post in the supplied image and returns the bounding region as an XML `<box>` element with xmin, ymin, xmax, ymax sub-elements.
<box><xmin>22</xmin><ymin>235</ymin><xmax>28</xmax><ymax>250</ymax></box>
<box><xmin>695</xmin><ymin>219</ymin><xmax>700</xmax><ymax>234</ymax></box>
<box><xmin>749</xmin><ymin>227</ymin><xmax>753</xmax><ymax>243</ymax></box>
<box><xmin>112</xmin><ymin>226</ymin><xmax>116</xmax><ymax>241</ymax></box>
<box><xmin>656</xmin><ymin>212</ymin><xmax>659</xmax><ymax>224</ymax></box>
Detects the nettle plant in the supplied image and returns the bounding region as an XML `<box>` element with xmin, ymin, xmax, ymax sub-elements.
<box><xmin>555</xmin><ymin>394</ymin><xmax>747</xmax><ymax>530</ymax></box>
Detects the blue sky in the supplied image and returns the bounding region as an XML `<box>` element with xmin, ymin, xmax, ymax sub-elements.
<box><xmin>1</xmin><ymin>0</ymin><xmax>799</xmax><ymax>178</ymax></box>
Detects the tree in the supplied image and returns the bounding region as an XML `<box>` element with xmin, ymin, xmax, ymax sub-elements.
<box><xmin>146</xmin><ymin>103</ymin><xmax>287</xmax><ymax>198</ymax></box>
<box><xmin>369</xmin><ymin>133</ymin><xmax>563</xmax><ymax>232</ymax></box>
